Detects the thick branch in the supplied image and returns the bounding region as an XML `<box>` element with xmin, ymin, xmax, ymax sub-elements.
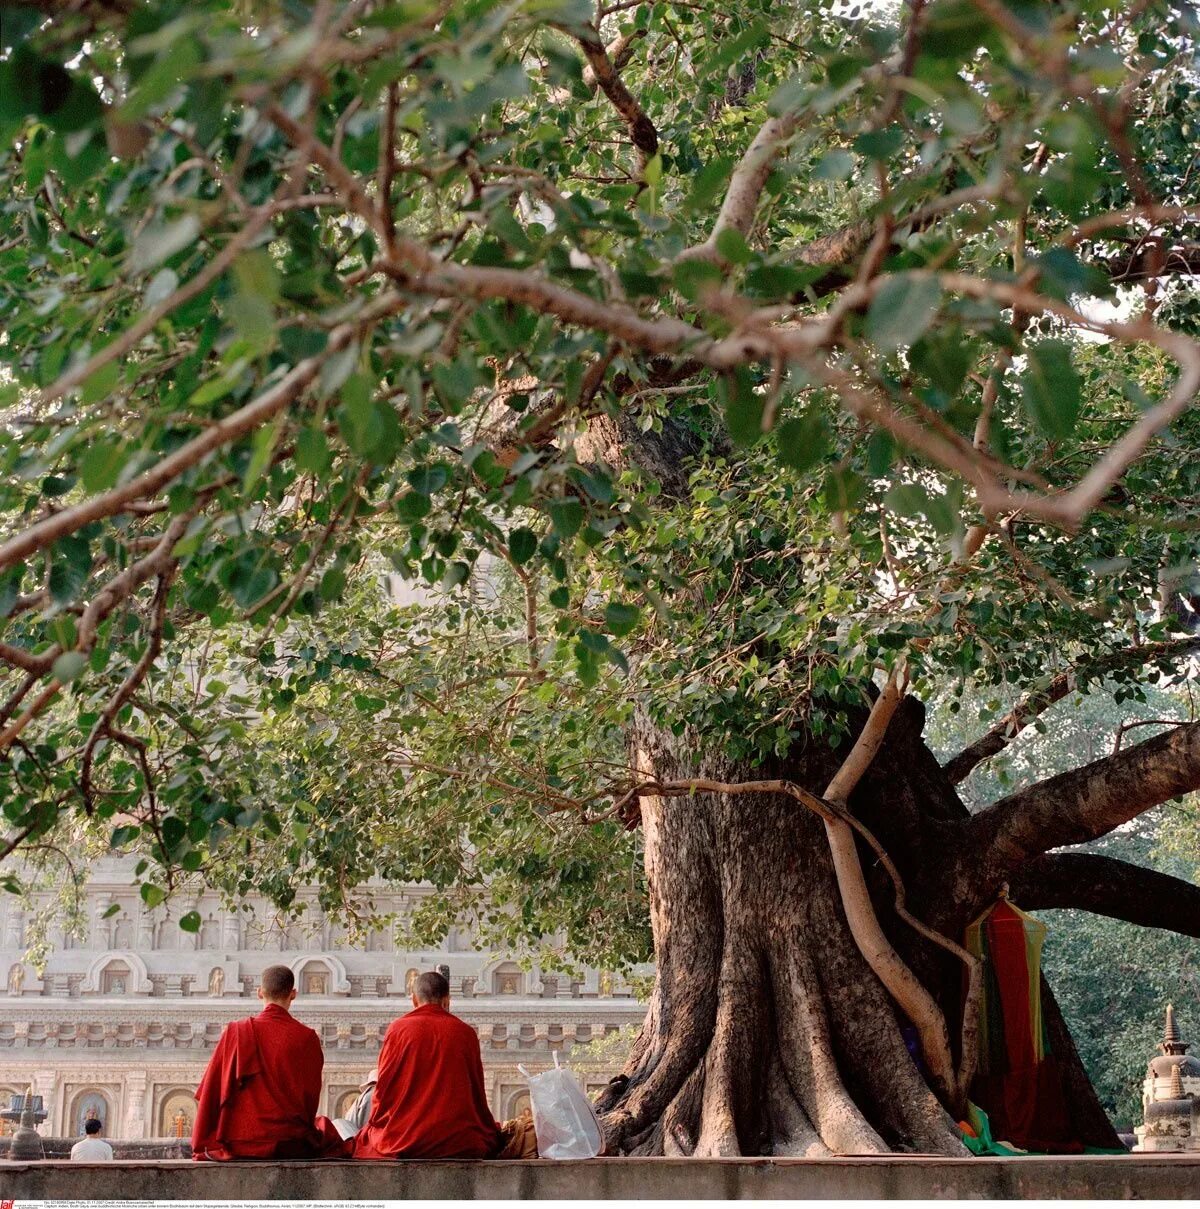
<box><xmin>943</xmin><ymin>635</ymin><xmax>1200</xmax><ymax>784</ymax></box>
<box><xmin>679</xmin><ymin>112</ymin><xmax>800</xmax><ymax>265</ymax></box>
<box><xmin>967</xmin><ymin>721</ymin><xmax>1200</xmax><ymax>881</ymax></box>
<box><xmin>1010</xmin><ymin>852</ymin><xmax>1200</xmax><ymax>937</ymax></box>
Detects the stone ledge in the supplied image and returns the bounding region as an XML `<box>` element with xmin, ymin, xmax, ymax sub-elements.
<box><xmin>3</xmin><ymin>1156</ymin><xmax>1200</xmax><ymax>1200</ymax></box>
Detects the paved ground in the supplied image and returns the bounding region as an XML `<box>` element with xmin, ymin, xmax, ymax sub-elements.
<box><xmin>3</xmin><ymin>1155</ymin><xmax>1200</xmax><ymax>1199</ymax></box>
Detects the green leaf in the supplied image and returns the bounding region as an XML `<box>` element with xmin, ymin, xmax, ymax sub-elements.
<box><xmin>815</xmin><ymin>149</ymin><xmax>854</xmax><ymax>180</ymax></box>
<box><xmin>408</xmin><ymin>465</ymin><xmax>449</xmax><ymax>495</ymax></box>
<box><xmin>52</xmin><ymin>651</ymin><xmax>87</xmax><ymax>683</ymax></box>
<box><xmin>775</xmin><ymin>413</ymin><xmax>830</xmax><ymax>473</ymax></box>
<box><xmin>296</xmin><ymin>427</ymin><xmax>332</xmax><ymax>474</ymax></box>
<box><xmin>715</xmin><ymin>228</ymin><xmax>752</xmax><ymax>265</ymax></box>
<box><xmin>320</xmin><ymin>343</ymin><xmax>360</xmax><ymax>399</ymax></box>
<box><xmin>853</xmin><ymin>126</ymin><xmax>905</xmax><ymax>161</ymax></box>
<box><xmin>130</xmin><ymin>215</ymin><xmax>201</xmax><ymax>273</ymax></box>
<box><xmin>604</xmin><ymin>601</ymin><xmax>640</xmax><ymax>637</ymax></box>
<box><xmin>110</xmin><ymin>825</ymin><xmax>141</xmax><ymax>848</ymax></box>
<box><xmin>866</xmin><ymin>275</ymin><xmax>943</xmax><ymax>350</ymax></box>
<box><xmin>144</xmin><ymin>268</ymin><xmax>179</xmax><ymax>307</ymax></box>
<box><xmin>80</xmin><ymin>360</ymin><xmax>120</xmax><ymax>405</ymax></box>
<box><xmin>508</xmin><ymin>527</ymin><xmax>537</xmax><ymax>566</ymax></box>
<box><xmin>140</xmin><ymin>883</ymin><xmax>167</xmax><ymax>909</ymax></box>
<box><xmin>910</xmin><ymin>329</ymin><xmax>972</xmax><ymax>395</ymax></box>
<box><xmin>79</xmin><ymin>439</ymin><xmax>126</xmax><ymax>493</ymax></box>
<box><xmin>49</xmin><ymin>535</ymin><xmax>92</xmax><ymax>605</ymax></box>
<box><xmin>243</xmin><ymin>416</ymin><xmax>282</xmax><ymax>493</ymax></box>
<box><xmin>546</xmin><ymin>498</ymin><xmax>584</xmax><ymax>539</ymax></box>
<box><xmin>120</xmin><ymin>36</ymin><xmax>202</xmax><ymax>120</ymax></box>
<box><xmin>722</xmin><ymin>368</ymin><xmax>764</xmax><ymax>446</ymax></box>
<box><xmin>1021</xmin><ymin>340</ymin><xmax>1081</xmax><ymax>439</ymax></box>
<box><xmin>179</xmin><ymin>910</ymin><xmax>203</xmax><ymax>933</ymax></box>
<box><xmin>320</xmin><ymin>566</ymin><xmax>347</xmax><ymax>600</ymax></box>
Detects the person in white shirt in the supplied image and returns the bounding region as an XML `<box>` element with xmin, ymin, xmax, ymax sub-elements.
<box><xmin>70</xmin><ymin>1117</ymin><xmax>114</xmax><ymax>1161</ymax></box>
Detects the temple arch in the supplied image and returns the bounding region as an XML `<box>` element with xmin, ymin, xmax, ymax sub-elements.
<box><xmin>81</xmin><ymin>951</ymin><xmax>149</xmax><ymax>995</ymax></box>
<box><xmin>290</xmin><ymin>954</ymin><xmax>349</xmax><ymax>995</ymax></box>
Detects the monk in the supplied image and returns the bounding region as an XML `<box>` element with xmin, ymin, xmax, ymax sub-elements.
<box><xmin>354</xmin><ymin>970</ymin><xmax>501</xmax><ymax>1160</ymax></box>
<box><xmin>192</xmin><ymin>964</ymin><xmax>348</xmax><ymax>1161</ymax></box>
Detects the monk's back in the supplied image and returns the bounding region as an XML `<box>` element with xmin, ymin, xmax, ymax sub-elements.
<box><xmin>354</xmin><ymin>1003</ymin><xmax>499</xmax><ymax>1160</ymax></box>
<box><xmin>193</xmin><ymin>1004</ymin><xmax>324</xmax><ymax>1159</ymax></box>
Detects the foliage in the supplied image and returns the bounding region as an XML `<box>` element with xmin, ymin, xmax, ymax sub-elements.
<box><xmin>1</xmin><ymin>0</ymin><xmax>1200</xmax><ymax>1009</ymax></box>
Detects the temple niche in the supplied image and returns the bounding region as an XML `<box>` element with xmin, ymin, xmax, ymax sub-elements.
<box><xmin>101</xmin><ymin>961</ymin><xmax>131</xmax><ymax>995</ymax></box>
<box><xmin>299</xmin><ymin>961</ymin><xmax>330</xmax><ymax>996</ymax></box>
<box><xmin>157</xmin><ymin>1089</ymin><xmax>197</xmax><ymax>1138</ymax></box>
<box><xmin>113</xmin><ymin>916</ymin><xmax>133</xmax><ymax>949</ymax></box>
<box><xmin>199</xmin><ymin>915</ymin><xmax>220</xmax><ymax>950</ymax></box>
<box><xmin>492</xmin><ymin>962</ymin><xmax>523</xmax><ymax>995</ymax></box>
<box><xmin>7</xmin><ymin>962</ymin><xmax>24</xmax><ymax>995</ymax></box>
<box><xmin>1135</xmin><ymin>1004</ymin><xmax>1200</xmax><ymax>1152</ymax></box>
<box><xmin>69</xmin><ymin>1089</ymin><xmax>112</xmax><ymax>1136</ymax></box>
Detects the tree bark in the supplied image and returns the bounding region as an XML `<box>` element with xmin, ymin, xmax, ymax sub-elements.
<box><xmin>596</xmin><ymin>699</ymin><xmax>1122</xmax><ymax>1155</ymax></box>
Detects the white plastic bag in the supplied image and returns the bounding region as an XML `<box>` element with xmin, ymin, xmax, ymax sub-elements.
<box><xmin>517</xmin><ymin>1052</ymin><xmax>603</xmax><ymax>1159</ymax></box>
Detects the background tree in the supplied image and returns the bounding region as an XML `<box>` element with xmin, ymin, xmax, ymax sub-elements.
<box><xmin>4</xmin><ymin>0</ymin><xmax>1200</xmax><ymax>1156</ymax></box>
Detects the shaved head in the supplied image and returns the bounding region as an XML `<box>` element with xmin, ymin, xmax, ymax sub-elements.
<box><xmin>413</xmin><ymin>970</ymin><xmax>449</xmax><ymax>1004</ymax></box>
<box><xmin>261</xmin><ymin>965</ymin><xmax>294</xmax><ymax>1000</ymax></box>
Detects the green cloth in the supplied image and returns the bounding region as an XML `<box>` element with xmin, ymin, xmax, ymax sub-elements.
<box><xmin>957</xmin><ymin>1103</ymin><xmax>1127</xmax><ymax>1157</ymax></box>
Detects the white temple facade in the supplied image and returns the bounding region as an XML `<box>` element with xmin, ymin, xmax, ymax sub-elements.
<box><xmin>0</xmin><ymin>857</ymin><xmax>646</xmax><ymax>1140</ymax></box>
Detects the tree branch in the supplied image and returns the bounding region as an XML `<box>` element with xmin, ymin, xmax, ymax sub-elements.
<box><xmin>1009</xmin><ymin>852</ymin><xmax>1200</xmax><ymax>937</ymax></box>
<box><xmin>967</xmin><ymin>721</ymin><xmax>1200</xmax><ymax>882</ymax></box>
<box><xmin>679</xmin><ymin>111</ymin><xmax>800</xmax><ymax>265</ymax></box>
<box><xmin>571</xmin><ymin>26</ymin><xmax>658</xmax><ymax>171</ymax></box>
<box><xmin>79</xmin><ymin>568</ymin><xmax>174</xmax><ymax>814</ymax></box>
<box><xmin>943</xmin><ymin>635</ymin><xmax>1200</xmax><ymax>784</ymax></box>
<box><xmin>0</xmin><ymin>294</ymin><xmax>400</xmax><ymax>574</ymax></box>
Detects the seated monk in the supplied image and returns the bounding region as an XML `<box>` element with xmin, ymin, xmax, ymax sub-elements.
<box><xmin>354</xmin><ymin>970</ymin><xmax>503</xmax><ymax>1160</ymax></box>
<box><xmin>192</xmin><ymin>964</ymin><xmax>348</xmax><ymax>1161</ymax></box>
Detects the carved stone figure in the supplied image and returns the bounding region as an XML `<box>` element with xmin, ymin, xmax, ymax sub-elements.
<box><xmin>3</xmin><ymin>907</ymin><xmax>22</xmax><ymax>949</ymax></box>
<box><xmin>208</xmin><ymin>967</ymin><xmax>224</xmax><ymax>997</ymax></box>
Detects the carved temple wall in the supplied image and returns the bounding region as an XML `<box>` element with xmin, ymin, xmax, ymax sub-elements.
<box><xmin>0</xmin><ymin>858</ymin><xmax>646</xmax><ymax>1138</ymax></box>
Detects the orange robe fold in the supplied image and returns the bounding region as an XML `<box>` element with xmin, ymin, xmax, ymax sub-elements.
<box><xmin>191</xmin><ymin>1002</ymin><xmax>349</xmax><ymax>1160</ymax></box>
<box><xmin>354</xmin><ymin>1003</ymin><xmax>500</xmax><ymax>1160</ymax></box>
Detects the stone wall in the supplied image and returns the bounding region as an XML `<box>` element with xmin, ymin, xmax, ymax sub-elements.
<box><xmin>2</xmin><ymin>1156</ymin><xmax>1200</xmax><ymax>1200</ymax></box>
<box><xmin>0</xmin><ymin>1137</ymin><xmax>190</xmax><ymax>1159</ymax></box>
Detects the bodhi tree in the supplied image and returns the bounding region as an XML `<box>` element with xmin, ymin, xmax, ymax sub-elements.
<box><xmin>5</xmin><ymin>0</ymin><xmax>1200</xmax><ymax>1157</ymax></box>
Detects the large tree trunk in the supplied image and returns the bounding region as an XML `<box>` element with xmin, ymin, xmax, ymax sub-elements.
<box><xmin>594</xmin><ymin>698</ymin><xmax>1120</xmax><ymax>1156</ymax></box>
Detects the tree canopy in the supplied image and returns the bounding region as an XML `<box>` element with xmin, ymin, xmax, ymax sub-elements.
<box><xmin>3</xmin><ymin>0</ymin><xmax>1200</xmax><ymax>1015</ymax></box>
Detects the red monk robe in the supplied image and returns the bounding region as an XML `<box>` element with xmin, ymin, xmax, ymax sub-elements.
<box><xmin>354</xmin><ymin>1002</ymin><xmax>501</xmax><ymax>1160</ymax></box>
<box><xmin>192</xmin><ymin>1002</ymin><xmax>349</xmax><ymax>1160</ymax></box>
